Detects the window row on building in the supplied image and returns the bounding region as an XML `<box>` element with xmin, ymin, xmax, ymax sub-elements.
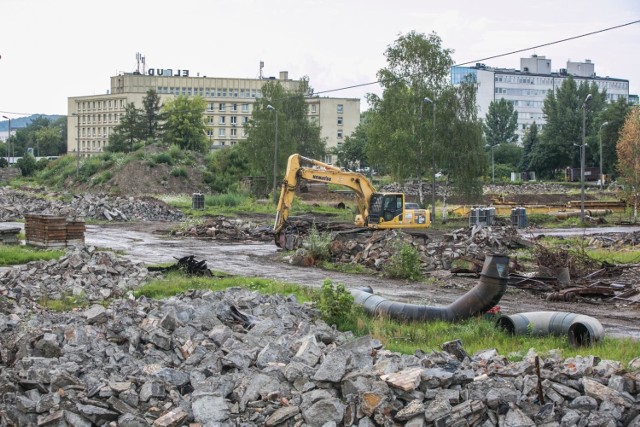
<box><xmin>156</xmin><ymin>86</ymin><xmax>264</xmax><ymax>98</ymax></box>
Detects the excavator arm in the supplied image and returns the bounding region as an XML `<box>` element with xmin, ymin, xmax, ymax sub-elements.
<box><xmin>274</xmin><ymin>154</ymin><xmax>376</xmax><ymax>247</ymax></box>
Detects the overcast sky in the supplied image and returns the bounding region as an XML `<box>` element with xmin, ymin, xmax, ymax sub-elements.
<box><xmin>1</xmin><ymin>0</ymin><xmax>638</xmax><ymax>119</ymax></box>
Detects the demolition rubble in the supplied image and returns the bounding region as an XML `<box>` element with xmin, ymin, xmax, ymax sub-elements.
<box><xmin>0</xmin><ymin>188</ymin><xmax>184</xmax><ymax>222</ymax></box>
<box><xmin>1</xmin><ymin>251</ymin><xmax>640</xmax><ymax>426</ymax></box>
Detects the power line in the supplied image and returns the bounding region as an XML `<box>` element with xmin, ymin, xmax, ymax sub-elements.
<box><xmin>312</xmin><ymin>19</ymin><xmax>640</xmax><ymax>96</ymax></box>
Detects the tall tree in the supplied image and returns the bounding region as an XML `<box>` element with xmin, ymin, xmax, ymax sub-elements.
<box><xmin>141</xmin><ymin>89</ymin><xmax>163</xmax><ymax>140</ymax></box>
<box><xmin>162</xmin><ymin>96</ymin><xmax>208</xmax><ymax>152</ymax></box>
<box><xmin>10</xmin><ymin>115</ymin><xmax>66</xmax><ymax>157</ymax></box>
<box><xmin>519</xmin><ymin>122</ymin><xmax>539</xmax><ymax>171</ymax></box>
<box><xmin>616</xmin><ymin>107</ymin><xmax>640</xmax><ymax>221</ymax></box>
<box><xmin>530</xmin><ymin>77</ymin><xmax>606</xmax><ymax>178</ymax></box>
<box><xmin>108</xmin><ymin>103</ymin><xmax>144</xmax><ymax>152</ymax></box>
<box><xmin>592</xmin><ymin>97</ymin><xmax>630</xmax><ymax>180</ymax></box>
<box><xmin>335</xmin><ymin>121</ymin><xmax>368</xmax><ymax>170</ymax></box>
<box><xmin>241</xmin><ymin>79</ymin><xmax>324</xmax><ymax>180</ymax></box>
<box><xmin>483</xmin><ymin>98</ymin><xmax>519</xmax><ymax>147</ymax></box>
<box><xmin>366</xmin><ymin>31</ymin><xmax>485</xmax><ymax>203</ymax></box>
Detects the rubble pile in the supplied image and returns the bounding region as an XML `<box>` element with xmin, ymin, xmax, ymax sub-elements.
<box><xmin>483</xmin><ymin>183</ymin><xmax>571</xmax><ymax>196</ymax></box>
<box><xmin>329</xmin><ymin>226</ymin><xmax>527</xmax><ymax>272</ymax></box>
<box><xmin>0</xmin><ymin>188</ymin><xmax>184</xmax><ymax>222</ymax></box>
<box><xmin>1</xmin><ymin>286</ymin><xmax>639</xmax><ymax>426</ymax></box>
<box><xmin>0</xmin><ymin>246</ymin><xmax>153</xmax><ymax>309</ymax></box>
<box><xmin>172</xmin><ymin>216</ymin><xmax>273</xmax><ymax>242</ymax></box>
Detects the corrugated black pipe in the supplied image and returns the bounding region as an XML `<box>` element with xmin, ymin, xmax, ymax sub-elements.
<box><xmin>495</xmin><ymin>311</ymin><xmax>604</xmax><ymax>347</ymax></box>
<box><xmin>351</xmin><ymin>254</ymin><xmax>509</xmax><ymax>322</ymax></box>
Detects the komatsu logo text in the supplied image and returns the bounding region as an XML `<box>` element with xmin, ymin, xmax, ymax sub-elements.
<box><xmin>312</xmin><ymin>175</ymin><xmax>331</xmax><ymax>182</ymax></box>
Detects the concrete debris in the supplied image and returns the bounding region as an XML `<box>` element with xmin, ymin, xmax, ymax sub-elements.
<box><xmin>0</xmin><ymin>188</ymin><xmax>183</xmax><ymax>222</ymax></box>
<box><xmin>1</xmin><ymin>285</ymin><xmax>639</xmax><ymax>426</ymax></box>
<box><xmin>0</xmin><ymin>246</ymin><xmax>154</xmax><ymax>310</ymax></box>
<box><xmin>327</xmin><ymin>225</ymin><xmax>527</xmax><ymax>273</ymax></box>
<box><xmin>172</xmin><ymin>216</ymin><xmax>273</xmax><ymax>241</ymax></box>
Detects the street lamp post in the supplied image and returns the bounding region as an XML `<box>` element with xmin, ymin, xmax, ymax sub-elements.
<box><xmin>580</xmin><ymin>94</ymin><xmax>592</xmax><ymax>223</ymax></box>
<box><xmin>267</xmin><ymin>105</ymin><xmax>279</xmax><ymax>205</ymax></box>
<box><xmin>423</xmin><ymin>97</ymin><xmax>436</xmax><ymax>223</ymax></box>
<box><xmin>2</xmin><ymin>115</ymin><xmax>10</xmax><ymax>165</ymax></box>
<box><xmin>71</xmin><ymin>112</ymin><xmax>80</xmax><ymax>178</ymax></box>
<box><xmin>599</xmin><ymin>121</ymin><xmax>609</xmax><ymax>191</ymax></box>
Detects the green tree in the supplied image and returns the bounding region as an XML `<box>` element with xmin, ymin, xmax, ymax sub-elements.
<box><xmin>10</xmin><ymin>115</ymin><xmax>67</xmax><ymax>157</ymax></box>
<box><xmin>34</xmin><ymin>126</ymin><xmax>62</xmax><ymax>156</ymax></box>
<box><xmin>108</xmin><ymin>103</ymin><xmax>144</xmax><ymax>152</ymax></box>
<box><xmin>241</xmin><ymin>79</ymin><xmax>324</xmax><ymax>180</ymax></box>
<box><xmin>16</xmin><ymin>153</ymin><xmax>37</xmax><ymax>176</ymax></box>
<box><xmin>336</xmin><ymin>120</ymin><xmax>368</xmax><ymax>170</ymax></box>
<box><xmin>483</xmin><ymin>99</ymin><xmax>519</xmax><ymax>147</ymax></box>
<box><xmin>204</xmin><ymin>146</ymin><xmax>252</xmax><ymax>193</ymax></box>
<box><xmin>616</xmin><ymin>107</ymin><xmax>640</xmax><ymax>220</ymax></box>
<box><xmin>519</xmin><ymin>122</ymin><xmax>539</xmax><ymax>171</ymax></box>
<box><xmin>366</xmin><ymin>31</ymin><xmax>485</xmax><ymax>203</ymax></box>
<box><xmin>141</xmin><ymin>89</ymin><xmax>163</xmax><ymax>140</ymax></box>
<box><xmin>592</xmin><ymin>97</ymin><xmax>630</xmax><ymax>180</ymax></box>
<box><xmin>366</xmin><ymin>31</ymin><xmax>453</xmax><ymax>186</ymax></box>
<box><xmin>162</xmin><ymin>96</ymin><xmax>208</xmax><ymax>152</ymax></box>
<box><xmin>530</xmin><ymin>77</ymin><xmax>606</xmax><ymax>178</ymax></box>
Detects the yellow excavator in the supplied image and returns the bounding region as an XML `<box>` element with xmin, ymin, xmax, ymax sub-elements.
<box><xmin>273</xmin><ymin>154</ymin><xmax>430</xmax><ymax>248</ymax></box>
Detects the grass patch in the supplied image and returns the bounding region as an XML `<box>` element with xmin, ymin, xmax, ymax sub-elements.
<box><xmin>0</xmin><ymin>246</ymin><xmax>65</xmax><ymax>266</ymax></box>
<box><xmin>39</xmin><ymin>292</ymin><xmax>91</xmax><ymax>312</ymax></box>
<box><xmin>134</xmin><ymin>272</ymin><xmax>315</xmax><ymax>302</ymax></box>
<box><xmin>317</xmin><ymin>261</ymin><xmax>372</xmax><ymax>274</ymax></box>
<box><xmin>132</xmin><ymin>271</ymin><xmax>640</xmax><ymax>365</ymax></box>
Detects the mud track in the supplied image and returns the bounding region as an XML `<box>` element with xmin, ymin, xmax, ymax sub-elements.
<box><xmin>81</xmin><ymin>221</ymin><xmax>640</xmax><ymax>342</ymax></box>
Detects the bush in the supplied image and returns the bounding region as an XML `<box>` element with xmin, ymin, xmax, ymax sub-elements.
<box><xmin>313</xmin><ymin>280</ymin><xmax>354</xmax><ymax>325</ymax></box>
<box><xmin>16</xmin><ymin>154</ymin><xmax>37</xmax><ymax>177</ymax></box>
<box><xmin>154</xmin><ymin>152</ymin><xmax>173</xmax><ymax>165</ymax></box>
<box><xmin>303</xmin><ymin>224</ymin><xmax>334</xmax><ymax>261</ymax></box>
<box><xmin>170</xmin><ymin>166</ymin><xmax>187</xmax><ymax>177</ymax></box>
<box><xmin>383</xmin><ymin>238</ymin><xmax>422</xmax><ymax>281</ymax></box>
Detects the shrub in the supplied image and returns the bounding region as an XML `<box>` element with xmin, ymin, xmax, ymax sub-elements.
<box><xmin>205</xmin><ymin>193</ymin><xmax>248</xmax><ymax>207</ymax></box>
<box><xmin>170</xmin><ymin>166</ymin><xmax>187</xmax><ymax>177</ymax></box>
<box><xmin>154</xmin><ymin>152</ymin><xmax>173</xmax><ymax>165</ymax></box>
<box><xmin>303</xmin><ymin>224</ymin><xmax>334</xmax><ymax>261</ymax></box>
<box><xmin>383</xmin><ymin>238</ymin><xmax>422</xmax><ymax>281</ymax></box>
<box><xmin>313</xmin><ymin>280</ymin><xmax>354</xmax><ymax>325</ymax></box>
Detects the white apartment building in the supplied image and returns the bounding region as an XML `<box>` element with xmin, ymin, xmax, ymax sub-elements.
<box><xmin>67</xmin><ymin>67</ymin><xmax>359</xmax><ymax>164</ymax></box>
<box><xmin>451</xmin><ymin>55</ymin><xmax>630</xmax><ymax>141</ymax></box>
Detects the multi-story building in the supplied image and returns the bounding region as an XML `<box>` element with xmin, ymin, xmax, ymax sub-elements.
<box><xmin>67</xmin><ymin>68</ymin><xmax>359</xmax><ymax>164</ymax></box>
<box><xmin>451</xmin><ymin>55</ymin><xmax>630</xmax><ymax>141</ymax></box>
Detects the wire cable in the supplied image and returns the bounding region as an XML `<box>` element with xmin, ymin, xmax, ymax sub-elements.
<box><xmin>312</xmin><ymin>19</ymin><xmax>640</xmax><ymax>96</ymax></box>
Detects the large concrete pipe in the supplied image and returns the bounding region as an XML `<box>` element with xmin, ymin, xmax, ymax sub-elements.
<box><xmin>495</xmin><ymin>311</ymin><xmax>604</xmax><ymax>347</ymax></box>
<box><xmin>351</xmin><ymin>254</ymin><xmax>509</xmax><ymax>322</ymax></box>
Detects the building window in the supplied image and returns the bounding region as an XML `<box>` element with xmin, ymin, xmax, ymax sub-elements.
<box><xmin>337</xmin><ymin>117</ymin><xmax>343</xmax><ymax>126</ymax></box>
<box><xmin>311</xmin><ymin>104</ymin><xmax>317</xmax><ymax>113</ymax></box>
<box><xmin>208</xmin><ymin>117</ymin><xmax>214</xmax><ymax>124</ymax></box>
<box><xmin>242</xmin><ymin>103</ymin><xmax>249</xmax><ymax>113</ymax></box>
<box><xmin>243</xmin><ymin>117</ymin><xmax>249</xmax><ymax>124</ymax></box>
<box><xmin>219</xmin><ymin>103</ymin><xmax>225</xmax><ymax>112</ymax></box>
<box><xmin>231</xmin><ymin>128</ymin><xmax>237</xmax><ymax>137</ymax></box>
<box><xmin>337</xmin><ymin>130</ymin><xmax>343</xmax><ymax>139</ymax></box>
<box><xmin>207</xmin><ymin>103</ymin><xmax>214</xmax><ymax>111</ymax></box>
<box><xmin>230</xmin><ymin>116</ymin><xmax>237</xmax><ymax>125</ymax></box>
<box><xmin>232</xmin><ymin>104</ymin><xmax>238</xmax><ymax>112</ymax></box>
<box><xmin>219</xmin><ymin>128</ymin><xmax>226</xmax><ymax>136</ymax></box>
<box><xmin>219</xmin><ymin>116</ymin><xmax>226</xmax><ymax>125</ymax></box>
<box><xmin>337</xmin><ymin>104</ymin><xmax>343</xmax><ymax>114</ymax></box>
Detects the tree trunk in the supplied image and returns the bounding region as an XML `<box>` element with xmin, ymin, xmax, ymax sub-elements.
<box><xmin>418</xmin><ymin>180</ymin><xmax>424</xmax><ymax>207</ymax></box>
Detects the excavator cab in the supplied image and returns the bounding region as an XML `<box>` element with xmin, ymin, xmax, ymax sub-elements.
<box><xmin>368</xmin><ymin>193</ymin><xmax>429</xmax><ymax>228</ymax></box>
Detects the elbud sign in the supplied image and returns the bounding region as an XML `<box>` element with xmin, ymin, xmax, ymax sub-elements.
<box><xmin>147</xmin><ymin>69</ymin><xmax>190</xmax><ymax>77</ymax></box>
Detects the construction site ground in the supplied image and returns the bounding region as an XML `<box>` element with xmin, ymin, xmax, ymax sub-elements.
<box><xmin>5</xmin><ymin>217</ymin><xmax>638</xmax><ymax>342</ymax></box>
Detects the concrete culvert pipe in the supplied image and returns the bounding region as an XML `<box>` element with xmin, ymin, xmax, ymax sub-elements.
<box><xmin>495</xmin><ymin>311</ymin><xmax>604</xmax><ymax>347</ymax></box>
<box><xmin>350</xmin><ymin>254</ymin><xmax>509</xmax><ymax>322</ymax></box>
